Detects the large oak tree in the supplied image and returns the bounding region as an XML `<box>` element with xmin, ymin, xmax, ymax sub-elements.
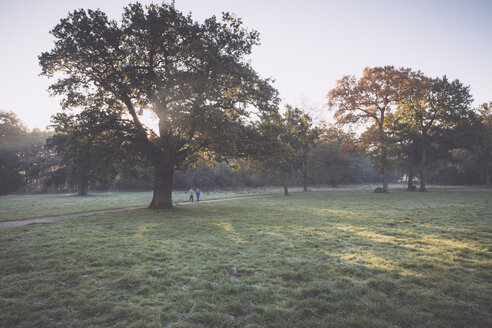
<box><xmin>40</xmin><ymin>2</ymin><xmax>278</xmax><ymax>208</ymax></box>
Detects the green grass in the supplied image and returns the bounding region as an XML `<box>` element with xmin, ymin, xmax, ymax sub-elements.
<box><xmin>0</xmin><ymin>189</ymin><xmax>274</xmax><ymax>222</ymax></box>
<box><xmin>1</xmin><ymin>188</ymin><xmax>491</xmax><ymax>327</ymax></box>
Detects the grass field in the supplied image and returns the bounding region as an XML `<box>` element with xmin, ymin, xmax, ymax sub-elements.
<box><xmin>0</xmin><ymin>188</ymin><xmax>491</xmax><ymax>327</ymax></box>
<box><xmin>0</xmin><ymin>189</ymin><xmax>275</xmax><ymax>222</ymax></box>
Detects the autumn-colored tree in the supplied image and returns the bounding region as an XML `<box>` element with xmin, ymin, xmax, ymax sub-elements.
<box><xmin>328</xmin><ymin>66</ymin><xmax>409</xmax><ymax>191</ymax></box>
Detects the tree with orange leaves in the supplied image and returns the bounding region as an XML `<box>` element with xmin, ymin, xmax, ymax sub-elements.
<box><xmin>327</xmin><ymin>66</ymin><xmax>409</xmax><ymax>192</ymax></box>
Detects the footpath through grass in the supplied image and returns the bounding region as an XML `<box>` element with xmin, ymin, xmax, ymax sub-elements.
<box><xmin>0</xmin><ymin>188</ymin><xmax>491</xmax><ymax>327</ymax></box>
<box><xmin>0</xmin><ymin>190</ymin><xmax>272</xmax><ymax>222</ymax></box>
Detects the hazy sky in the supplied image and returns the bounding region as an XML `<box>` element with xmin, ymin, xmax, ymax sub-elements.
<box><xmin>1</xmin><ymin>0</ymin><xmax>491</xmax><ymax>130</ymax></box>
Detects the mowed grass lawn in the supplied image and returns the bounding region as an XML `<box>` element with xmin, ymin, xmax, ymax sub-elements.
<box><xmin>0</xmin><ymin>190</ymin><xmax>270</xmax><ymax>222</ymax></box>
<box><xmin>0</xmin><ymin>189</ymin><xmax>491</xmax><ymax>327</ymax></box>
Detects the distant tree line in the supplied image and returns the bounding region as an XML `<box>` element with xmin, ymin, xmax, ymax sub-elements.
<box><xmin>1</xmin><ymin>97</ymin><xmax>490</xmax><ymax>196</ymax></box>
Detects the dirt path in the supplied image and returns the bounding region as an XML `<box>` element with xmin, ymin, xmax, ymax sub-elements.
<box><xmin>0</xmin><ymin>195</ymin><xmax>267</xmax><ymax>230</ymax></box>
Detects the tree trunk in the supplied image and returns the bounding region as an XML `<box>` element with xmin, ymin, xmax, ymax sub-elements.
<box><xmin>302</xmin><ymin>157</ymin><xmax>308</xmax><ymax>192</ymax></box>
<box><xmin>379</xmin><ymin>123</ymin><xmax>389</xmax><ymax>192</ymax></box>
<box><xmin>485</xmin><ymin>167</ymin><xmax>491</xmax><ymax>187</ymax></box>
<box><xmin>382</xmin><ymin>160</ymin><xmax>389</xmax><ymax>192</ymax></box>
<box><xmin>282</xmin><ymin>177</ymin><xmax>289</xmax><ymax>196</ymax></box>
<box><xmin>283</xmin><ymin>185</ymin><xmax>289</xmax><ymax>195</ymax></box>
<box><xmin>149</xmin><ymin>165</ymin><xmax>174</xmax><ymax>209</ymax></box>
<box><xmin>77</xmin><ymin>174</ymin><xmax>88</xmax><ymax>196</ymax></box>
<box><xmin>331</xmin><ymin>177</ymin><xmax>338</xmax><ymax>188</ymax></box>
<box><xmin>407</xmin><ymin>162</ymin><xmax>415</xmax><ymax>191</ymax></box>
<box><xmin>420</xmin><ymin>138</ymin><xmax>427</xmax><ymax>192</ymax></box>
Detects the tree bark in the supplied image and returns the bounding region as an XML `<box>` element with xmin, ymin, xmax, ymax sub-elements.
<box><xmin>420</xmin><ymin>133</ymin><xmax>427</xmax><ymax>192</ymax></box>
<box><xmin>149</xmin><ymin>165</ymin><xmax>174</xmax><ymax>209</ymax></box>
<box><xmin>379</xmin><ymin>123</ymin><xmax>389</xmax><ymax>192</ymax></box>
<box><xmin>420</xmin><ymin>137</ymin><xmax>427</xmax><ymax>192</ymax></box>
<box><xmin>382</xmin><ymin>162</ymin><xmax>389</xmax><ymax>192</ymax></box>
<box><xmin>77</xmin><ymin>174</ymin><xmax>88</xmax><ymax>196</ymax></box>
<box><xmin>283</xmin><ymin>185</ymin><xmax>289</xmax><ymax>195</ymax></box>
<box><xmin>407</xmin><ymin>162</ymin><xmax>415</xmax><ymax>191</ymax></box>
<box><xmin>148</xmin><ymin>105</ymin><xmax>177</xmax><ymax>209</ymax></box>
<box><xmin>282</xmin><ymin>177</ymin><xmax>289</xmax><ymax>196</ymax></box>
<box><xmin>302</xmin><ymin>157</ymin><xmax>308</xmax><ymax>192</ymax></box>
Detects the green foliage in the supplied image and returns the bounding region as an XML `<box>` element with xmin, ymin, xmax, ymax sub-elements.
<box><xmin>0</xmin><ymin>111</ymin><xmax>53</xmax><ymax>194</ymax></box>
<box><xmin>448</xmin><ymin>102</ymin><xmax>492</xmax><ymax>185</ymax></box>
<box><xmin>308</xmin><ymin>126</ymin><xmax>362</xmax><ymax>186</ymax></box>
<box><xmin>394</xmin><ymin>72</ymin><xmax>474</xmax><ymax>190</ymax></box>
<box><xmin>47</xmin><ymin>109</ymin><xmax>138</xmax><ymax>195</ymax></box>
<box><xmin>0</xmin><ymin>111</ymin><xmax>28</xmax><ymax>194</ymax></box>
<box><xmin>257</xmin><ymin>106</ymin><xmax>320</xmax><ymax>194</ymax></box>
<box><xmin>472</xmin><ymin>102</ymin><xmax>492</xmax><ymax>184</ymax></box>
<box><xmin>39</xmin><ymin>2</ymin><xmax>279</xmax><ymax>207</ymax></box>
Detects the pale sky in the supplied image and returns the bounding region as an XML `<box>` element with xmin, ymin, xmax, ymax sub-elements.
<box><xmin>1</xmin><ymin>0</ymin><xmax>491</xmax><ymax>130</ymax></box>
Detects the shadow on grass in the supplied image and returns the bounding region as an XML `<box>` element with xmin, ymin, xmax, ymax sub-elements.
<box><xmin>1</xmin><ymin>189</ymin><xmax>491</xmax><ymax>327</ymax></box>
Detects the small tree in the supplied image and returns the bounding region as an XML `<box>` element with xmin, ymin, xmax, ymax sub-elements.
<box><xmin>257</xmin><ymin>106</ymin><xmax>320</xmax><ymax>195</ymax></box>
<box><xmin>254</xmin><ymin>110</ymin><xmax>294</xmax><ymax>195</ymax></box>
<box><xmin>283</xmin><ymin>106</ymin><xmax>320</xmax><ymax>191</ymax></box>
<box><xmin>0</xmin><ymin>111</ymin><xmax>29</xmax><ymax>194</ymax></box>
<box><xmin>0</xmin><ymin>111</ymin><xmax>54</xmax><ymax>194</ymax></box>
<box><xmin>308</xmin><ymin>126</ymin><xmax>362</xmax><ymax>187</ymax></box>
<box><xmin>47</xmin><ymin>109</ymin><xmax>133</xmax><ymax>195</ymax></box>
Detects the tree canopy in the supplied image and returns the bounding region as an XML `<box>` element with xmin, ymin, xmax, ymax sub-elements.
<box><xmin>328</xmin><ymin>66</ymin><xmax>409</xmax><ymax>191</ymax></box>
<box><xmin>396</xmin><ymin>73</ymin><xmax>473</xmax><ymax>191</ymax></box>
<box><xmin>47</xmin><ymin>108</ymin><xmax>136</xmax><ymax>195</ymax></box>
<box><xmin>40</xmin><ymin>2</ymin><xmax>279</xmax><ymax>207</ymax></box>
<box><xmin>0</xmin><ymin>111</ymin><xmax>52</xmax><ymax>195</ymax></box>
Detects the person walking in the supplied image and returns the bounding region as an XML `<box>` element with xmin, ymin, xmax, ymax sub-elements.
<box><xmin>188</xmin><ymin>188</ymin><xmax>194</xmax><ymax>202</ymax></box>
<box><xmin>195</xmin><ymin>188</ymin><xmax>201</xmax><ymax>203</ymax></box>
